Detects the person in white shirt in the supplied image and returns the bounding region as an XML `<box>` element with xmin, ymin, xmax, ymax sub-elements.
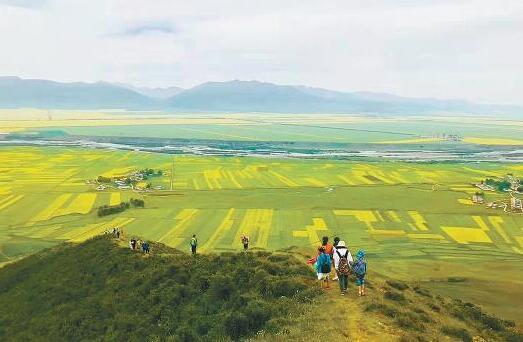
<box><xmin>332</xmin><ymin>241</ymin><xmax>353</xmax><ymax>295</ymax></box>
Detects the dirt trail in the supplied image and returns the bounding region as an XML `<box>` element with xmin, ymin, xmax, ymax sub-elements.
<box><xmin>323</xmin><ymin>286</ymin><xmax>398</xmax><ymax>341</ymax></box>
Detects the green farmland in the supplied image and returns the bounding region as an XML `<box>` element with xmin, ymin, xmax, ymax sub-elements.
<box><xmin>1</xmin><ymin>146</ymin><xmax>523</xmax><ymax>323</ymax></box>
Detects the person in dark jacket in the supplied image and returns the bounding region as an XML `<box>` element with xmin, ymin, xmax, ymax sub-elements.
<box><xmin>190</xmin><ymin>235</ymin><xmax>198</xmax><ymax>255</ymax></box>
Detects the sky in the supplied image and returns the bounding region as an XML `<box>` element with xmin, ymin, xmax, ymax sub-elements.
<box><xmin>0</xmin><ymin>0</ymin><xmax>522</xmax><ymax>105</ymax></box>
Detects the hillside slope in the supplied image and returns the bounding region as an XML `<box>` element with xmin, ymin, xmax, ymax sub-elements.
<box><xmin>0</xmin><ymin>236</ymin><xmax>320</xmax><ymax>341</ymax></box>
<box><xmin>0</xmin><ymin>236</ymin><xmax>521</xmax><ymax>341</ymax></box>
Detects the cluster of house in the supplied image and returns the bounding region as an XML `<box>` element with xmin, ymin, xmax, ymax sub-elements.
<box><xmin>91</xmin><ymin>169</ymin><xmax>165</xmax><ymax>192</ymax></box>
<box><xmin>472</xmin><ymin>174</ymin><xmax>522</xmax><ymax>213</ymax></box>
<box><xmin>475</xmin><ymin>174</ymin><xmax>521</xmax><ymax>193</ymax></box>
<box><xmin>432</xmin><ymin>133</ymin><xmax>463</xmax><ymax>142</ymax></box>
<box><xmin>474</xmin><ymin>182</ymin><xmax>495</xmax><ymax>192</ymax></box>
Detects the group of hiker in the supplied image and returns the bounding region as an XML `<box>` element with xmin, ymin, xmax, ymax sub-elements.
<box><xmin>105</xmin><ymin>227</ymin><xmax>123</xmax><ymax>238</ymax></box>
<box><xmin>309</xmin><ymin>236</ymin><xmax>367</xmax><ymax>296</ymax></box>
<box><xmin>120</xmin><ymin>230</ymin><xmax>365</xmax><ymax>297</ymax></box>
<box><xmin>129</xmin><ymin>238</ymin><xmax>150</xmax><ymax>254</ymax></box>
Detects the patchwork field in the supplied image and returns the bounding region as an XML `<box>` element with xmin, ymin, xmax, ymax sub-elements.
<box><xmin>1</xmin><ymin>146</ymin><xmax>522</xmax><ymax>323</ymax></box>
<box><xmin>1</xmin><ymin>146</ymin><xmax>523</xmax><ymax>256</ymax></box>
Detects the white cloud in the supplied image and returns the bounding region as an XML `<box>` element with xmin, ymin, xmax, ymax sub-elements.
<box><xmin>0</xmin><ymin>0</ymin><xmax>522</xmax><ymax>104</ymax></box>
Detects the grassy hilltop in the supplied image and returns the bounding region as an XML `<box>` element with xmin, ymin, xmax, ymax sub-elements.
<box><xmin>0</xmin><ymin>236</ymin><xmax>320</xmax><ymax>341</ymax></box>
<box><xmin>0</xmin><ymin>236</ymin><xmax>521</xmax><ymax>341</ymax></box>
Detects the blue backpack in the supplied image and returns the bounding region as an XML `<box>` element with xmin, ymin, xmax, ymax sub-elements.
<box><xmin>318</xmin><ymin>254</ymin><xmax>331</xmax><ymax>273</ymax></box>
<box><xmin>353</xmin><ymin>258</ymin><xmax>367</xmax><ymax>276</ymax></box>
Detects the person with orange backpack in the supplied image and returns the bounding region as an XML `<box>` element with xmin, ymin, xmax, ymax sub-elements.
<box><xmin>333</xmin><ymin>241</ymin><xmax>353</xmax><ymax>295</ymax></box>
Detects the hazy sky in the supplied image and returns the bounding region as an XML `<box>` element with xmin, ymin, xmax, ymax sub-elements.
<box><xmin>1</xmin><ymin>0</ymin><xmax>522</xmax><ymax>104</ymax></box>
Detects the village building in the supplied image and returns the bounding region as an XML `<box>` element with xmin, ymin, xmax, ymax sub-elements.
<box><xmin>511</xmin><ymin>196</ymin><xmax>523</xmax><ymax>211</ymax></box>
<box><xmin>472</xmin><ymin>193</ymin><xmax>484</xmax><ymax>204</ymax></box>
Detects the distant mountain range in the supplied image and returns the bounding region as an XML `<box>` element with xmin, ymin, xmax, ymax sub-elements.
<box><xmin>0</xmin><ymin>76</ymin><xmax>521</xmax><ymax>116</ymax></box>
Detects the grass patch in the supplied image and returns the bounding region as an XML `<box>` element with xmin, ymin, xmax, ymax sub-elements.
<box><xmin>413</xmin><ymin>286</ymin><xmax>432</xmax><ymax>298</ymax></box>
<box><xmin>447</xmin><ymin>277</ymin><xmax>467</xmax><ymax>283</ymax></box>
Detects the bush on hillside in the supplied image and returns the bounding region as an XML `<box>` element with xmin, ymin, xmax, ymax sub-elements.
<box><xmin>386</xmin><ymin>280</ymin><xmax>409</xmax><ymax>290</ymax></box>
<box><xmin>413</xmin><ymin>286</ymin><xmax>432</xmax><ymax>298</ymax></box>
<box><xmin>448</xmin><ymin>299</ymin><xmax>515</xmax><ymax>332</ymax></box>
<box><xmin>395</xmin><ymin>315</ymin><xmax>426</xmax><ymax>332</ymax></box>
<box><xmin>440</xmin><ymin>325</ymin><xmax>472</xmax><ymax>342</ymax></box>
<box><xmin>97</xmin><ymin>199</ymin><xmax>144</xmax><ymax>217</ymax></box>
<box><xmin>384</xmin><ymin>290</ymin><xmax>406</xmax><ymax>302</ymax></box>
<box><xmin>365</xmin><ymin>302</ymin><xmax>399</xmax><ymax>318</ymax></box>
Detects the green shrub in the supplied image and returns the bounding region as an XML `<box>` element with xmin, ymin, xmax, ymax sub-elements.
<box><xmin>224</xmin><ymin>312</ymin><xmax>250</xmax><ymax>340</ymax></box>
<box><xmin>448</xmin><ymin>300</ymin><xmax>514</xmax><ymax>332</ymax></box>
<box><xmin>440</xmin><ymin>325</ymin><xmax>472</xmax><ymax>342</ymax></box>
<box><xmin>395</xmin><ymin>315</ymin><xmax>425</xmax><ymax>332</ymax></box>
<box><xmin>267</xmin><ymin>278</ymin><xmax>307</xmax><ymax>298</ymax></box>
<box><xmin>386</xmin><ymin>280</ymin><xmax>409</xmax><ymax>290</ymax></box>
<box><xmin>501</xmin><ymin>330</ymin><xmax>523</xmax><ymax>342</ymax></box>
<box><xmin>384</xmin><ymin>290</ymin><xmax>406</xmax><ymax>302</ymax></box>
<box><xmin>365</xmin><ymin>302</ymin><xmax>399</xmax><ymax>318</ymax></box>
<box><xmin>294</xmin><ymin>287</ymin><xmax>322</xmax><ymax>303</ymax></box>
<box><xmin>413</xmin><ymin>286</ymin><xmax>432</xmax><ymax>298</ymax></box>
<box><xmin>175</xmin><ymin>324</ymin><xmax>197</xmax><ymax>342</ymax></box>
<box><xmin>428</xmin><ymin>303</ymin><xmax>441</xmax><ymax>312</ymax></box>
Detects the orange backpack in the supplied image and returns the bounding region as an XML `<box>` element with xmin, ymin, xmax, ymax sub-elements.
<box><xmin>324</xmin><ymin>243</ymin><xmax>334</xmax><ymax>255</ymax></box>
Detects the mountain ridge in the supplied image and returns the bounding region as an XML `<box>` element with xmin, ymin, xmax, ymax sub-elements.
<box><xmin>1</xmin><ymin>76</ymin><xmax>521</xmax><ymax>116</ymax></box>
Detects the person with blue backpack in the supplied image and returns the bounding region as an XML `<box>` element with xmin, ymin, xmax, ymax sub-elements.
<box><xmin>315</xmin><ymin>246</ymin><xmax>331</xmax><ymax>289</ymax></box>
<box><xmin>351</xmin><ymin>250</ymin><xmax>367</xmax><ymax>296</ymax></box>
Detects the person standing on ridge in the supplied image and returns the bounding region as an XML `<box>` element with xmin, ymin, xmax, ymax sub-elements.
<box><xmin>333</xmin><ymin>241</ymin><xmax>353</xmax><ymax>295</ymax></box>
<box><xmin>241</xmin><ymin>234</ymin><xmax>250</xmax><ymax>251</ymax></box>
<box><xmin>142</xmin><ymin>240</ymin><xmax>149</xmax><ymax>254</ymax></box>
<box><xmin>190</xmin><ymin>234</ymin><xmax>198</xmax><ymax>255</ymax></box>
